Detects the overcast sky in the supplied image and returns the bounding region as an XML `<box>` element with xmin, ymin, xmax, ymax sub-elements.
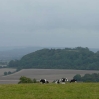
<box><xmin>0</xmin><ymin>0</ymin><xmax>99</xmax><ymax>48</ymax></box>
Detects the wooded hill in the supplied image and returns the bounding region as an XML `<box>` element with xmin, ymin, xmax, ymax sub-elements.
<box><xmin>8</xmin><ymin>47</ymin><xmax>99</xmax><ymax>70</ymax></box>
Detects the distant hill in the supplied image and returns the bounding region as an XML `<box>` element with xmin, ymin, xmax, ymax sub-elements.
<box><xmin>8</xmin><ymin>47</ymin><xmax>99</xmax><ymax>70</ymax></box>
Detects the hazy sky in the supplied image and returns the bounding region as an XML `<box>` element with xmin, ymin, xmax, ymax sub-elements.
<box><xmin>0</xmin><ymin>0</ymin><xmax>99</xmax><ymax>48</ymax></box>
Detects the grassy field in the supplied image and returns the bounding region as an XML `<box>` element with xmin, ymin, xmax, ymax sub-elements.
<box><xmin>0</xmin><ymin>83</ymin><xmax>99</xmax><ymax>99</ymax></box>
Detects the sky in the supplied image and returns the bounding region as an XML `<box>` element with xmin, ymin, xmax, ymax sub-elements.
<box><xmin>0</xmin><ymin>0</ymin><xmax>99</xmax><ymax>48</ymax></box>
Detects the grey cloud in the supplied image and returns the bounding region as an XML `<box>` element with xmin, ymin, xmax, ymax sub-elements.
<box><xmin>0</xmin><ymin>0</ymin><xmax>99</xmax><ymax>47</ymax></box>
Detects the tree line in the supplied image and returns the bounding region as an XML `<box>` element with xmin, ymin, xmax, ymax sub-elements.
<box><xmin>73</xmin><ymin>73</ymin><xmax>99</xmax><ymax>82</ymax></box>
<box><xmin>8</xmin><ymin>47</ymin><xmax>99</xmax><ymax>70</ymax></box>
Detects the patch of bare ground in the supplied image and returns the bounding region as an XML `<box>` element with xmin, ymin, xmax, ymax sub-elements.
<box><xmin>0</xmin><ymin>69</ymin><xmax>99</xmax><ymax>84</ymax></box>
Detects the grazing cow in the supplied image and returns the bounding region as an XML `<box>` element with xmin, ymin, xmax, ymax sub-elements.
<box><xmin>60</xmin><ymin>78</ymin><xmax>68</xmax><ymax>82</ymax></box>
<box><xmin>60</xmin><ymin>78</ymin><xmax>68</xmax><ymax>84</ymax></box>
<box><xmin>54</xmin><ymin>78</ymin><xmax>68</xmax><ymax>84</ymax></box>
<box><xmin>40</xmin><ymin>79</ymin><xmax>49</xmax><ymax>84</ymax></box>
<box><xmin>70</xmin><ymin>79</ymin><xmax>77</xmax><ymax>83</ymax></box>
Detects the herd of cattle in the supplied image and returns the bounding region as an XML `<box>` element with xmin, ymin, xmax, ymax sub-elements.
<box><xmin>40</xmin><ymin>78</ymin><xmax>77</xmax><ymax>84</ymax></box>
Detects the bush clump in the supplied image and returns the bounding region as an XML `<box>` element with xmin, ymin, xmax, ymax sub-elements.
<box><xmin>18</xmin><ymin>76</ymin><xmax>33</xmax><ymax>84</ymax></box>
<box><xmin>18</xmin><ymin>76</ymin><xmax>38</xmax><ymax>84</ymax></box>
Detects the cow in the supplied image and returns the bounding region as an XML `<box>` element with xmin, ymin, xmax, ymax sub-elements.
<box><xmin>40</xmin><ymin>79</ymin><xmax>49</xmax><ymax>84</ymax></box>
<box><xmin>60</xmin><ymin>78</ymin><xmax>68</xmax><ymax>84</ymax></box>
<box><xmin>54</xmin><ymin>78</ymin><xmax>68</xmax><ymax>84</ymax></box>
<box><xmin>70</xmin><ymin>79</ymin><xmax>77</xmax><ymax>83</ymax></box>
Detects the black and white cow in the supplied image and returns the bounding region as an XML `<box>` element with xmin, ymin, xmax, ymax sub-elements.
<box><xmin>54</xmin><ymin>78</ymin><xmax>68</xmax><ymax>84</ymax></box>
<box><xmin>60</xmin><ymin>78</ymin><xmax>68</xmax><ymax>84</ymax></box>
<box><xmin>60</xmin><ymin>78</ymin><xmax>68</xmax><ymax>82</ymax></box>
<box><xmin>70</xmin><ymin>79</ymin><xmax>77</xmax><ymax>83</ymax></box>
<box><xmin>40</xmin><ymin>79</ymin><xmax>49</xmax><ymax>84</ymax></box>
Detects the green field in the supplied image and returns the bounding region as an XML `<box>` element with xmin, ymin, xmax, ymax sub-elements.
<box><xmin>0</xmin><ymin>83</ymin><xmax>99</xmax><ymax>99</ymax></box>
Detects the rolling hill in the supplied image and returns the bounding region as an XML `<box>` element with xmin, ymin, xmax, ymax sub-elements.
<box><xmin>8</xmin><ymin>47</ymin><xmax>99</xmax><ymax>70</ymax></box>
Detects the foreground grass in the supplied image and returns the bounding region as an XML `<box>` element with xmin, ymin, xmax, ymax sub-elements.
<box><xmin>0</xmin><ymin>83</ymin><xmax>99</xmax><ymax>99</ymax></box>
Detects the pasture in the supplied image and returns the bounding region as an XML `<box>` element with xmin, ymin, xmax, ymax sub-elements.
<box><xmin>0</xmin><ymin>69</ymin><xmax>99</xmax><ymax>84</ymax></box>
<box><xmin>0</xmin><ymin>83</ymin><xmax>99</xmax><ymax>99</ymax></box>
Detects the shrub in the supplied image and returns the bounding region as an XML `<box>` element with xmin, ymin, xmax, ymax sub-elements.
<box><xmin>8</xmin><ymin>71</ymin><xmax>12</xmax><ymax>75</ymax></box>
<box><xmin>4</xmin><ymin>72</ymin><xmax>8</xmax><ymax>75</ymax></box>
<box><xmin>18</xmin><ymin>76</ymin><xmax>33</xmax><ymax>84</ymax></box>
